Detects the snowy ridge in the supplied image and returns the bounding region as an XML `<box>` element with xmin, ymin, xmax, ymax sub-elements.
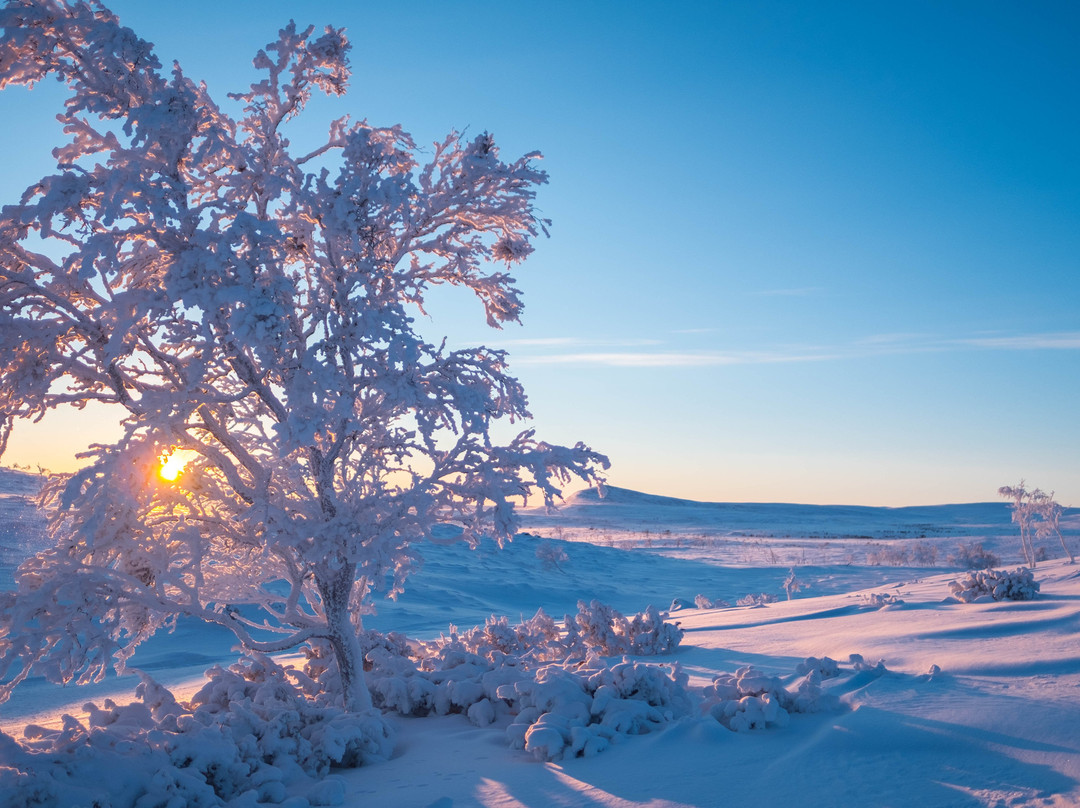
<box><xmin>556</xmin><ymin>484</ymin><xmax>1021</xmax><ymax>536</ymax></box>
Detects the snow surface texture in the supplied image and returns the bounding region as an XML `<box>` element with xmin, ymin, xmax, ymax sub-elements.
<box><xmin>2</xmin><ymin>474</ymin><xmax>1080</xmax><ymax>806</ymax></box>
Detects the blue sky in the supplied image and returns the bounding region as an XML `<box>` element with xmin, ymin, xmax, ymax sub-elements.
<box><xmin>2</xmin><ymin>1</ymin><xmax>1078</xmax><ymax>505</ymax></box>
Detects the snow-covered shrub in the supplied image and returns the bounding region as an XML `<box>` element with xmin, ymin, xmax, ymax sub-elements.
<box><xmin>866</xmin><ymin>544</ymin><xmax>910</xmax><ymax>566</ymax></box>
<box><xmin>437</xmin><ymin>609</ymin><xmax>564</xmax><ymax>664</ymax></box>
<box><xmin>693</xmin><ymin>594</ymin><xmax>730</xmax><ymax>609</ymax></box>
<box><xmin>948</xmin><ymin>567</ymin><xmax>1040</xmax><ymax>603</ymax></box>
<box><xmin>0</xmin><ymin>657</ymin><xmax>393</xmax><ymax>808</ymax></box>
<box><xmin>794</xmin><ymin>656</ymin><xmax>841</xmax><ymax>679</ymax></box>
<box><xmin>911</xmin><ymin>541</ymin><xmax>939</xmax><ymax>566</ymax></box>
<box><xmin>363</xmin><ymin>603</ymin><xmax>683</xmax><ymax>723</ymax></box>
<box><xmin>572</xmin><ymin>600</ymin><xmax>683</xmax><ymax>656</ymax></box>
<box><xmin>573</xmin><ymin>599</ymin><xmax>633</xmax><ymax>654</ymax></box>
<box><xmin>947</xmin><ymin>541</ymin><xmax>1001</xmax><ymax>570</ymax></box>
<box><xmin>848</xmin><ymin>653</ymin><xmax>888</xmax><ymax>673</ymax></box>
<box><xmin>626</xmin><ymin>605</ymin><xmax>684</xmax><ymax>655</ymax></box>
<box><xmin>861</xmin><ymin>592</ymin><xmax>904</xmax><ymax>608</ymax></box>
<box><xmin>536</xmin><ymin>541</ymin><xmax>570</xmax><ymax>571</ymax></box>
<box><xmin>360</xmin><ymin>604</ymin><xmax>684</xmax><ymax>759</ymax></box>
<box><xmin>505</xmin><ymin>655</ymin><xmax>691</xmax><ymax>761</ymax></box>
<box><xmin>736</xmin><ymin>592</ymin><xmax>778</xmax><ymax>607</ymax></box>
<box><xmin>700</xmin><ymin>661</ymin><xmax>840</xmax><ymax>732</ymax></box>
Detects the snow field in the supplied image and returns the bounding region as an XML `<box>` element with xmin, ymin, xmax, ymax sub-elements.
<box><xmin>3</xmin><ymin>480</ymin><xmax>1080</xmax><ymax>806</ymax></box>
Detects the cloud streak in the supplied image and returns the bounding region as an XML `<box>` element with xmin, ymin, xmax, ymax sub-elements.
<box><xmin>518</xmin><ymin>350</ymin><xmax>842</xmax><ymax>367</ymax></box>
<box><xmin>510</xmin><ymin>331</ymin><xmax>1080</xmax><ymax>368</ymax></box>
<box><xmin>957</xmin><ymin>331</ymin><xmax>1080</xmax><ymax>350</ymax></box>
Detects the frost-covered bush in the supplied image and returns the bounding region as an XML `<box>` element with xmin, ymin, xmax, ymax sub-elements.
<box><xmin>363</xmin><ymin>603</ymin><xmax>684</xmax><ymax>724</ymax></box>
<box><xmin>700</xmin><ymin>663</ymin><xmax>839</xmax><ymax>732</ymax></box>
<box><xmin>794</xmin><ymin>656</ymin><xmax>841</xmax><ymax>679</ymax></box>
<box><xmin>0</xmin><ymin>656</ymin><xmax>392</xmax><ymax>808</ymax></box>
<box><xmin>861</xmin><ymin>592</ymin><xmax>904</xmax><ymax>608</ymax></box>
<box><xmin>359</xmin><ymin>604</ymin><xmax>686</xmax><ymax>761</ymax></box>
<box><xmin>911</xmin><ymin>541</ymin><xmax>939</xmax><ymax>566</ymax></box>
<box><xmin>736</xmin><ymin>592</ymin><xmax>778</xmax><ymax>607</ymax></box>
<box><xmin>572</xmin><ymin>600</ymin><xmax>683</xmax><ymax>656</ymax></box>
<box><xmin>536</xmin><ymin>541</ymin><xmax>570</xmax><ymax>571</ymax></box>
<box><xmin>947</xmin><ymin>541</ymin><xmax>1001</xmax><ymax>570</ymax></box>
<box><xmin>505</xmin><ymin>655</ymin><xmax>691</xmax><ymax>761</ymax></box>
<box><xmin>948</xmin><ymin>567</ymin><xmax>1040</xmax><ymax>603</ymax></box>
<box><xmin>866</xmin><ymin>544</ymin><xmax>910</xmax><ymax>566</ymax></box>
<box><xmin>692</xmin><ymin>594</ymin><xmax>730</xmax><ymax>609</ymax></box>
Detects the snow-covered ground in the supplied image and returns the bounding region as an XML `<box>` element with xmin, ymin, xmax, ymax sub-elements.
<box><xmin>2</xmin><ymin>472</ymin><xmax>1079</xmax><ymax>807</ymax></box>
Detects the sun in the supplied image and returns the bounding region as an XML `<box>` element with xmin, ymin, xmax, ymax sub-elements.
<box><xmin>158</xmin><ymin>448</ymin><xmax>196</xmax><ymax>482</ymax></box>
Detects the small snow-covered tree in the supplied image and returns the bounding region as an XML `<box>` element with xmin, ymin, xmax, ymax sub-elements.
<box><xmin>0</xmin><ymin>0</ymin><xmax>606</xmax><ymax>711</ymax></box>
<box><xmin>1030</xmin><ymin>489</ymin><xmax>1074</xmax><ymax>564</ymax></box>
<box><xmin>999</xmin><ymin>482</ymin><xmax>1073</xmax><ymax>566</ymax></box>
<box><xmin>999</xmin><ymin>482</ymin><xmax>1036</xmax><ymax>566</ymax></box>
<box><xmin>782</xmin><ymin>567</ymin><xmax>806</xmax><ymax>600</ymax></box>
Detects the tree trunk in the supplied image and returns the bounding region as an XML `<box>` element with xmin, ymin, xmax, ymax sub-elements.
<box><xmin>318</xmin><ymin>565</ymin><xmax>372</xmax><ymax>712</ymax></box>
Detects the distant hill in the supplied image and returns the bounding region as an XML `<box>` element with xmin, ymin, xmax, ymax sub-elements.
<box><xmin>532</xmin><ymin>485</ymin><xmax>1036</xmax><ymax>540</ymax></box>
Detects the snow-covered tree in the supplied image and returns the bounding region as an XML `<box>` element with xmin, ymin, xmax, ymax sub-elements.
<box><xmin>1030</xmin><ymin>489</ymin><xmax>1074</xmax><ymax>564</ymax></box>
<box><xmin>999</xmin><ymin>482</ymin><xmax>1073</xmax><ymax>566</ymax></box>
<box><xmin>0</xmin><ymin>0</ymin><xmax>606</xmax><ymax>711</ymax></box>
<box><xmin>999</xmin><ymin>482</ymin><xmax>1036</xmax><ymax>566</ymax></box>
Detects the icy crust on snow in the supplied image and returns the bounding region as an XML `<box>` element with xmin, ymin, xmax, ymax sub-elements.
<box><xmin>948</xmin><ymin>567</ymin><xmax>1040</xmax><ymax>603</ymax></box>
<box><xmin>0</xmin><ymin>655</ymin><xmax>392</xmax><ymax>808</ymax></box>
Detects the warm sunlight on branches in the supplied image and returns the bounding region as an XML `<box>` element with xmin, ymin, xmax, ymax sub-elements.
<box><xmin>157</xmin><ymin>449</ymin><xmax>196</xmax><ymax>483</ymax></box>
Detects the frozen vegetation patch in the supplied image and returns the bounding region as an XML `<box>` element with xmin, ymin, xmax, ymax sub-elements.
<box><xmin>0</xmin><ymin>656</ymin><xmax>392</xmax><ymax>808</ymax></box>
<box><xmin>948</xmin><ymin>567</ymin><xmax>1040</xmax><ymax>603</ymax></box>
<box><xmin>701</xmin><ymin>663</ymin><xmax>839</xmax><ymax>731</ymax></box>
<box><xmin>736</xmin><ymin>592</ymin><xmax>778</xmax><ymax>607</ymax></box>
<box><xmin>947</xmin><ymin>541</ymin><xmax>1002</xmax><ymax>570</ymax></box>
<box><xmin>364</xmin><ymin>602</ymin><xmax>684</xmax><ymax>723</ymax></box>
<box><xmin>507</xmin><ymin>656</ymin><xmax>691</xmax><ymax>761</ymax></box>
<box><xmin>861</xmin><ymin>592</ymin><xmax>905</xmax><ymax>609</ymax></box>
<box><xmin>692</xmin><ymin>594</ymin><xmax>731</xmax><ymax>609</ymax></box>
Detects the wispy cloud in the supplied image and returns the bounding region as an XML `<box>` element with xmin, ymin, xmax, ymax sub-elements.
<box><xmin>957</xmin><ymin>331</ymin><xmax>1080</xmax><ymax>350</ymax></box>
<box><xmin>497</xmin><ymin>337</ymin><xmax>662</xmax><ymax>348</ymax></box>
<box><xmin>509</xmin><ymin>330</ymin><xmax>1080</xmax><ymax>369</ymax></box>
<box><xmin>518</xmin><ymin>349</ymin><xmax>841</xmax><ymax>367</ymax></box>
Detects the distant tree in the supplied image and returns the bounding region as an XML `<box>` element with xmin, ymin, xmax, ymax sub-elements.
<box><xmin>999</xmin><ymin>482</ymin><xmax>1075</xmax><ymax>566</ymax></box>
<box><xmin>999</xmin><ymin>482</ymin><xmax>1036</xmax><ymax>566</ymax></box>
<box><xmin>0</xmin><ymin>0</ymin><xmax>606</xmax><ymax>712</ymax></box>
<box><xmin>782</xmin><ymin>567</ymin><xmax>806</xmax><ymax>600</ymax></box>
<box><xmin>1030</xmin><ymin>489</ymin><xmax>1074</xmax><ymax>564</ymax></box>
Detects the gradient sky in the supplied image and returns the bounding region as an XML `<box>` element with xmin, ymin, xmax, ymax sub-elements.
<box><xmin>2</xmin><ymin>1</ymin><xmax>1078</xmax><ymax>506</ymax></box>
